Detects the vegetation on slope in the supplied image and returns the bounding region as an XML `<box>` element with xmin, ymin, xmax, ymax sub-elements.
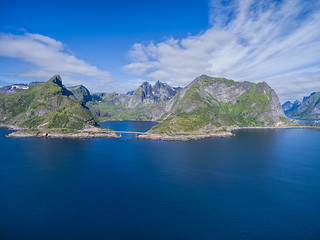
<box><xmin>86</xmin><ymin>92</ymin><xmax>159</xmax><ymax>121</ymax></box>
<box><xmin>149</xmin><ymin>75</ymin><xmax>285</xmax><ymax>135</ymax></box>
<box><xmin>0</xmin><ymin>75</ymin><xmax>96</xmax><ymax>130</ymax></box>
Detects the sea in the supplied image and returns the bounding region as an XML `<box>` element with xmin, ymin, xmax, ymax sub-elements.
<box><xmin>1</xmin><ymin>120</ymin><xmax>320</xmax><ymax>240</ymax></box>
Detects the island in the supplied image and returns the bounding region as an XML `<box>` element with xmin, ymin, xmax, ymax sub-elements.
<box><xmin>0</xmin><ymin>75</ymin><xmax>118</xmax><ymax>139</ymax></box>
<box><xmin>1</xmin><ymin>74</ymin><xmax>319</xmax><ymax>140</ymax></box>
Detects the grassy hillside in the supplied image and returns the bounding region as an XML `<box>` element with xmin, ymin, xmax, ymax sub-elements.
<box><xmin>0</xmin><ymin>75</ymin><xmax>96</xmax><ymax>130</ymax></box>
<box><xmin>149</xmin><ymin>75</ymin><xmax>287</xmax><ymax>135</ymax></box>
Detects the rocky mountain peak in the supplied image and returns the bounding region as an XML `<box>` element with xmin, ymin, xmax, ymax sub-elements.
<box><xmin>284</xmin><ymin>91</ymin><xmax>320</xmax><ymax>119</ymax></box>
<box><xmin>282</xmin><ymin>100</ymin><xmax>301</xmax><ymax>115</ymax></box>
<box><xmin>127</xmin><ymin>80</ymin><xmax>181</xmax><ymax>108</ymax></box>
<box><xmin>67</xmin><ymin>85</ymin><xmax>92</xmax><ymax>103</ymax></box>
<box><xmin>49</xmin><ymin>75</ymin><xmax>63</xmax><ymax>86</ymax></box>
<box><xmin>153</xmin><ymin>80</ymin><xmax>166</xmax><ymax>90</ymax></box>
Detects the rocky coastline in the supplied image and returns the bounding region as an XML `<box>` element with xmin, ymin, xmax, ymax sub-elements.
<box><xmin>0</xmin><ymin>124</ymin><xmax>120</xmax><ymax>139</ymax></box>
<box><xmin>1</xmin><ymin>123</ymin><xmax>319</xmax><ymax>141</ymax></box>
<box><xmin>137</xmin><ymin>124</ymin><xmax>320</xmax><ymax>141</ymax></box>
<box><xmin>6</xmin><ymin>130</ymin><xmax>120</xmax><ymax>139</ymax></box>
<box><xmin>137</xmin><ymin>131</ymin><xmax>234</xmax><ymax>141</ymax></box>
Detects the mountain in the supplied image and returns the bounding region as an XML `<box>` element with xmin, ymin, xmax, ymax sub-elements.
<box><xmin>127</xmin><ymin>81</ymin><xmax>181</xmax><ymax>108</ymax></box>
<box><xmin>149</xmin><ymin>75</ymin><xmax>287</xmax><ymax>134</ymax></box>
<box><xmin>282</xmin><ymin>100</ymin><xmax>301</xmax><ymax>115</ymax></box>
<box><xmin>0</xmin><ymin>74</ymin><xmax>290</xmax><ymax>138</ymax></box>
<box><xmin>283</xmin><ymin>91</ymin><xmax>320</xmax><ymax>119</ymax></box>
<box><xmin>87</xmin><ymin>92</ymin><xmax>131</xmax><ymax>121</ymax></box>
<box><xmin>67</xmin><ymin>85</ymin><xmax>92</xmax><ymax>104</ymax></box>
<box><xmin>0</xmin><ymin>84</ymin><xmax>29</xmax><ymax>94</ymax></box>
<box><xmin>86</xmin><ymin>75</ymin><xmax>287</xmax><ymax>133</ymax></box>
<box><xmin>0</xmin><ymin>75</ymin><xmax>97</xmax><ymax>129</ymax></box>
<box><xmin>0</xmin><ymin>82</ymin><xmax>44</xmax><ymax>94</ymax></box>
<box><xmin>86</xmin><ymin>81</ymin><xmax>181</xmax><ymax>121</ymax></box>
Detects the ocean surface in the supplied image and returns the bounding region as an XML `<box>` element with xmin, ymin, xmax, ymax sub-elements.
<box><xmin>1</xmin><ymin>121</ymin><xmax>320</xmax><ymax>240</ymax></box>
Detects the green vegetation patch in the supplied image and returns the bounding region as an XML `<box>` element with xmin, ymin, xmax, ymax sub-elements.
<box><xmin>21</xmin><ymin>116</ymin><xmax>45</xmax><ymax>128</ymax></box>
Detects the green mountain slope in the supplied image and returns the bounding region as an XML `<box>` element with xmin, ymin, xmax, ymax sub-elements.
<box><xmin>0</xmin><ymin>75</ymin><xmax>96</xmax><ymax>129</ymax></box>
<box><xmin>149</xmin><ymin>75</ymin><xmax>287</xmax><ymax>134</ymax></box>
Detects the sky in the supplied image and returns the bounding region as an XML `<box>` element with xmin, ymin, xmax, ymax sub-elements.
<box><xmin>0</xmin><ymin>0</ymin><xmax>319</xmax><ymax>102</ymax></box>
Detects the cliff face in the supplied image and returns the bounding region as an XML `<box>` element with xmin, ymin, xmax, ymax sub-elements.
<box><xmin>283</xmin><ymin>92</ymin><xmax>320</xmax><ymax>120</ymax></box>
<box><xmin>127</xmin><ymin>81</ymin><xmax>181</xmax><ymax>108</ymax></box>
<box><xmin>150</xmin><ymin>75</ymin><xmax>287</xmax><ymax>134</ymax></box>
<box><xmin>67</xmin><ymin>85</ymin><xmax>92</xmax><ymax>104</ymax></box>
<box><xmin>0</xmin><ymin>75</ymin><xmax>96</xmax><ymax>129</ymax></box>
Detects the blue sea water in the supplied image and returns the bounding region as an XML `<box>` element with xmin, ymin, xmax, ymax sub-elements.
<box><xmin>0</xmin><ymin>121</ymin><xmax>320</xmax><ymax>240</ymax></box>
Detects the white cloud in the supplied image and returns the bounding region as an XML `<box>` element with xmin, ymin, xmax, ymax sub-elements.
<box><xmin>0</xmin><ymin>32</ymin><xmax>113</xmax><ymax>91</ymax></box>
<box><xmin>124</xmin><ymin>0</ymin><xmax>320</xmax><ymax>102</ymax></box>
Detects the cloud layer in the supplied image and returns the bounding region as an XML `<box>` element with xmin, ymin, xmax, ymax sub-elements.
<box><xmin>0</xmin><ymin>32</ymin><xmax>113</xmax><ymax>90</ymax></box>
<box><xmin>124</xmin><ymin>0</ymin><xmax>320</xmax><ymax>102</ymax></box>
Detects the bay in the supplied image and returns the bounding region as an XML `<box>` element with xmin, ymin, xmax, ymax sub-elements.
<box><xmin>0</xmin><ymin>121</ymin><xmax>320</xmax><ymax>240</ymax></box>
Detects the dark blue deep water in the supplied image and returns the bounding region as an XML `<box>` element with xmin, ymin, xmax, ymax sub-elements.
<box><xmin>1</xmin><ymin>121</ymin><xmax>320</xmax><ymax>240</ymax></box>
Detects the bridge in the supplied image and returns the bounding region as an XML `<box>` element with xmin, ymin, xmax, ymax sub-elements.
<box><xmin>99</xmin><ymin>130</ymin><xmax>148</xmax><ymax>136</ymax></box>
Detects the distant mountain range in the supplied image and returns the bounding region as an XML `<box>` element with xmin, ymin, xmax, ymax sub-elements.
<box><xmin>0</xmin><ymin>82</ymin><xmax>44</xmax><ymax>94</ymax></box>
<box><xmin>84</xmin><ymin>75</ymin><xmax>287</xmax><ymax>135</ymax></box>
<box><xmin>282</xmin><ymin>91</ymin><xmax>320</xmax><ymax>120</ymax></box>
<box><xmin>0</xmin><ymin>74</ymin><xmax>288</xmax><ymax>136</ymax></box>
<box><xmin>86</xmin><ymin>80</ymin><xmax>182</xmax><ymax>121</ymax></box>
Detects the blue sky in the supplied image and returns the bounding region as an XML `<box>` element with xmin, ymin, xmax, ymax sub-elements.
<box><xmin>0</xmin><ymin>0</ymin><xmax>319</xmax><ymax>102</ymax></box>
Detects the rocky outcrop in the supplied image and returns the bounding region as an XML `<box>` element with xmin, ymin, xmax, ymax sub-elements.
<box><xmin>282</xmin><ymin>91</ymin><xmax>320</xmax><ymax>119</ymax></box>
<box><xmin>67</xmin><ymin>85</ymin><xmax>92</xmax><ymax>103</ymax></box>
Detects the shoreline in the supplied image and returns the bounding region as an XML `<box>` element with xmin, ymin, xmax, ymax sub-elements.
<box><xmin>230</xmin><ymin>125</ymin><xmax>320</xmax><ymax>130</ymax></box>
<box><xmin>137</xmin><ymin>131</ymin><xmax>234</xmax><ymax>141</ymax></box>
<box><xmin>6</xmin><ymin>131</ymin><xmax>120</xmax><ymax>139</ymax></box>
<box><xmin>1</xmin><ymin>123</ymin><xmax>319</xmax><ymax>140</ymax></box>
<box><xmin>137</xmin><ymin>124</ymin><xmax>320</xmax><ymax>141</ymax></box>
<box><xmin>0</xmin><ymin>124</ymin><xmax>120</xmax><ymax>139</ymax></box>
